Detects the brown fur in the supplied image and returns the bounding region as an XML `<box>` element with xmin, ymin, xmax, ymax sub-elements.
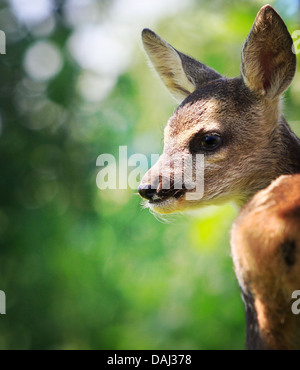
<box><xmin>231</xmin><ymin>175</ymin><xmax>300</xmax><ymax>350</ymax></box>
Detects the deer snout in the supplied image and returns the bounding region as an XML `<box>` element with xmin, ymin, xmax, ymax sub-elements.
<box><xmin>138</xmin><ymin>163</ymin><xmax>159</xmax><ymax>201</ymax></box>
<box><xmin>138</xmin><ymin>184</ymin><xmax>157</xmax><ymax>200</ymax></box>
<box><xmin>138</xmin><ymin>180</ymin><xmax>185</xmax><ymax>203</ymax></box>
<box><xmin>138</xmin><ymin>156</ymin><xmax>187</xmax><ymax>204</ymax></box>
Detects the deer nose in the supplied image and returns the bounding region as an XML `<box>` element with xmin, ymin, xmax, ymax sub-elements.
<box><xmin>138</xmin><ymin>184</ymin><xmax>157</xmax><ymax>200</ymax></box>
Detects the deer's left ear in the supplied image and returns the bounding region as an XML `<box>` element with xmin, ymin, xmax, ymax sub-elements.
<box><xmin>241</xmin><ymin>5</ymin><xmax>296</xmax><ymax>99</ymax></box>
<box><xmin>142</xmin><ymin>28</ymin><xmax>221</xmax><ymax>103</ymax></box>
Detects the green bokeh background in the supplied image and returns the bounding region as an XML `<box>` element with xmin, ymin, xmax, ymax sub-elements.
<box><xmin>0</xmin><ymin>0</ymin><xmax>299</xmax><ymax>350</ymax></box>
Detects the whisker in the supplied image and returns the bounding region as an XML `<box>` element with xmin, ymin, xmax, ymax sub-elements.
<box><xmin>149</xmin><ymin>208</ymin><xmax>171</xmax><ymax>223</ymax></box>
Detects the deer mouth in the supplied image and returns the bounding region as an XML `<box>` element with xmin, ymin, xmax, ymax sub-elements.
<box><xmin>144</xmin><ymin>188</ymin><xmax>188</xmax><ymax>214</ymax></box>
<box><xmin>149</xmin><ymin>188</ymin><xmax>187</xmax><ymax>204</ymax></box>
<box><xmin>138</xmin><ymin>182</ymin><xmax>189</xmax><ymax>213</ymax></box>
<box><xmin>147</xmin><ymin>197</ymin><xmax>178</xmax><ymax>214</ymax></box>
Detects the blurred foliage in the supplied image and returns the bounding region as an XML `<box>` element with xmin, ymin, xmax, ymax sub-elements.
<box><xmin>0</xmin><ymin>0</ymin><xmax>299</xmax><ymax>350</ymax></box>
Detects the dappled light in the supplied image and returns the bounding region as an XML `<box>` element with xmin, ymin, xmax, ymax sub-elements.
<box><xmin>24</xmin><ymin>41</ymin><xmax>63</xmax><ymax>81</ymax></box>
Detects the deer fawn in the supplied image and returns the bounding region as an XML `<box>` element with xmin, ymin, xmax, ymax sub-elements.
<box><xmin>138</xmin><ymin>5</ymin><xmax>300</xmax><ymax>349</ymax></box>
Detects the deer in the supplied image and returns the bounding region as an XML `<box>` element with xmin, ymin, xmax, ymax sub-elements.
<box><xmin>138</xmin><ymin>4</ymin><xmax>300</xmax><ymax>349</ymax></box>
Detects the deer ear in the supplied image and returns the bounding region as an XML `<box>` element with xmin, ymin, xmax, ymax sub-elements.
<box><xmin>241</xmin><ymin>5</ymin><xmax>296</xmax><ymax>99</ymax></box>
<box><xmin>142</xmin><ymin>28</ymin><xmax>221</xmax><ymax>103</ymax></box>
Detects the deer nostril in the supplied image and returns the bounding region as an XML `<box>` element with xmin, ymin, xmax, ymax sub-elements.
<box><xmin>138</xmin><ymin>184</ymin><xmax>157</xmax><ymax>200</ymax></box>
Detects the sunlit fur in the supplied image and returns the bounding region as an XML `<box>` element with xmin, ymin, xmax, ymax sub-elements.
<box><xmin>231</xmin><ymin>175</ymin><xmax>300</xmax><ymax>350</ymax></box>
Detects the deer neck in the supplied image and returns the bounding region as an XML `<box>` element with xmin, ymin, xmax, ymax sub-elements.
<box><xmin>238</xmin><ymin>117</ymin><xmax>300</xmax><ymax>207</ymax></box>
<box><xmin>277</xmin><ymin>117</ymin><xmax>300</xmax><ymax>174</ymax></box>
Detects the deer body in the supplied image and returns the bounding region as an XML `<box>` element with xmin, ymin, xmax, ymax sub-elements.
<box><xmin>231</xmin><ymin>175</ymin><xmax>300</xmax><ymax>350</ymax></box>
<box><xmin>138</xmin><ymin>5</ymin><xmax>300</xmax><ymax>349</ymax></box>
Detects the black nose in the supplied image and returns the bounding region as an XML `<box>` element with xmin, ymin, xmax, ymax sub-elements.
<box><xmin>138</xmin><ymin>184</ymin><xmax>157</xmax><ymax>200</ymax></box>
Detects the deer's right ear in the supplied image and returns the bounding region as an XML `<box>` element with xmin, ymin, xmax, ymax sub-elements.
<box><xmin>142</xmin><ymin>29</ymin><xmax>221</xmax><ymax>103</ymax></box>
<box><xmin>241</xmin><ymin>5</ymin><xmax>296</xmax><ymax>99</ymax></box>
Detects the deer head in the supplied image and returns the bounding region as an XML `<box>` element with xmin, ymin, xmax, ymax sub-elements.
<box><xmin>138</xmin><ymin>5</ymin><xmax>299</xmax><ymax>214</ymax></box>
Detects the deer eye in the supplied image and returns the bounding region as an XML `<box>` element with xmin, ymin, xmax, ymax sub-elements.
<box><xmin>189</xmin><ymin>133</ymin><xmax>223</xmax><ymax>153</ymax></box>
